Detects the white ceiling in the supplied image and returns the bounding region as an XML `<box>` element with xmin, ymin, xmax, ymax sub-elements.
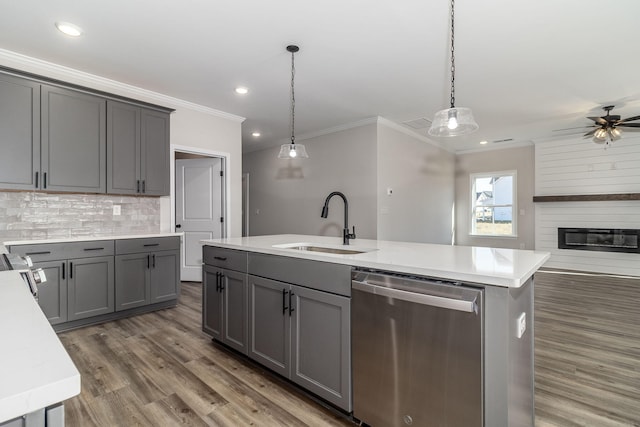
<box><xmin>2</xmin><ymin>0</ymin><xmax>640</xmax><ymax>153</ymax></box>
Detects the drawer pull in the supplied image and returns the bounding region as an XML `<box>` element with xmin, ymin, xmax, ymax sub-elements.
<box><xmin>214</xmin><ymin>256</ymin><xmax>227</xmax><ymax>261</ymax></box>
<box><xmin>25</xmin><ymin>251</ymin><xmax>51</xmax><ymax>255</ymax></box>
<box><xmin>84</xmin><ymin>247</ymin><xmax>104</xmax><ymax>251</ymax></box>
<box><xmin>143</xmin><ymin>243</ymin><xmax>160</xmax><ymax>247</ymax></box>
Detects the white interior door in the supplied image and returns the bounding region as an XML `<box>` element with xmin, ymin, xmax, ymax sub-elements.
<box><xmin>176</xmin><ymin>158</ymin><xmax>223</xmax><ymax>282</ymax></box>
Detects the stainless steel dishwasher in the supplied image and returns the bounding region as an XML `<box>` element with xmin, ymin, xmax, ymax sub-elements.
<box><xmin>352</xmin><ymin>269</ymin><xmax>483</xmax><ymax>427</ymax></box>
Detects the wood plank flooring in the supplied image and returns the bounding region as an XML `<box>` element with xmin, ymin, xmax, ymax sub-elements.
<box><xmin>58</xmin><ymin>282</ymin><xmax>353</xmax><ymax>427</ymax></box>
<box><xmin>58</xmin><ymin>274</ymin><xmax>640</xmax><ymax>426</ymax></box>
<box><xmin>534</xmin><ymin>270</ymin><xmax>640</xmax><ymax>427</ymax></box>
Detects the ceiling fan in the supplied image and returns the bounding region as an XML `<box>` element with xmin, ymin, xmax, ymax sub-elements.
<box><xmin>584</xmin><ymin>105</ymin><xmax>640</xmax><ymax>145</ymax></box>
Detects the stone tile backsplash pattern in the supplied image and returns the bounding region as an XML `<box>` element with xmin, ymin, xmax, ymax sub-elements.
<box><xmin>0</xmin><ymin>192</ymin><xmax>160</xmax><ymax>241</ymax></box>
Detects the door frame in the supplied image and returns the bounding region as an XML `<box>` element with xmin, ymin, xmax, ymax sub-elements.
<box><xmin>170</xmin><ymin>144</ymin><xmax>230</xmax><ymax>239</ymax></box>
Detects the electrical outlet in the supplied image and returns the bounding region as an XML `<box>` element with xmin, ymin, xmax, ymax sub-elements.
<box><xmin>112</xmin><ymin>205</ymin><xmax>121</xmax><ymax>216</ymax></box>
<box><xmin>516</xmin><ymin>312</ymin><xmax>526</xmax><ymax>339</ymax></box>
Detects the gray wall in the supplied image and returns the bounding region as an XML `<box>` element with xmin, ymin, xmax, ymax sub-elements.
<box><xmin>0</xmin><ymin>192</ymin><xmax>160</xmax><ymax>241</ymax></box>
<box><xmin>377</xmin><ymin>123</ymin><xmax>455</xmax><ymax>244</ymax></box>
<box><xmin>454</xmin><ymin>145</ymin><xmax>535</xmax><ymax>250</ymax></box>
<box><xmin>243</xmin><ymin>124</ymin><xmax>378</xmax><ymax>239</ymax></box>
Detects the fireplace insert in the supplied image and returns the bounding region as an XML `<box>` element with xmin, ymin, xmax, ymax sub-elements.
<box><xmin>558</xmin><ymin>228</ymin><xmax>640</xmax><ymax>253</ymax></box>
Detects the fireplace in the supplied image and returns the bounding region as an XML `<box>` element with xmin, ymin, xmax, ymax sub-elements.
<box><xmin>558</xmin><ymin>228</ymin><xmax>640</xmax><ymax>254</ymax></box>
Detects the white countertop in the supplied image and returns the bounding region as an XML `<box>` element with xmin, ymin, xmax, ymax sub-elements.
<box><xmin>202</xmin><ymin>234</ymin><xmax>550</xmax><ymax>288</ymax></box>
<box><xmin>0</xmin><ymin>270</ymin><xmax>80</xmax><ymax>422</ymax></box>
<box><xmin>4</xmin><ymin>232</ymin><xmax>182</xmax><ymax>246</ymax></box>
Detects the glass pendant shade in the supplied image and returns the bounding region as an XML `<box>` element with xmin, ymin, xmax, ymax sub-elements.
<box><xmin>428</xmin><ymin>107</ymin><xmax>479</xmax><ymax>137</ymax></box>
<box><xmin>278</xmin><ymin>143</ymin><xmax>308</xmax><ymax>159</ymax></box>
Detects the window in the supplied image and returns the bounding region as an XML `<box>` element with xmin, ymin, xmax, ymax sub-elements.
<box><xmin>470</xmin><ymin>171</ymin><xmax>516</xmax><ymax>237</ymax></box>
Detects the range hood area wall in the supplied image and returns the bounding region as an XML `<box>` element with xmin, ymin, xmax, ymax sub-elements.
<box><xmin>534</xmin><ymin>136</ymin><xmax>640</xmax><ymax>276</ymax></box>
<box><xmin>0</xmin><ymin>191</ymin><xmax>160</xmax><ymax>241</ymax></box>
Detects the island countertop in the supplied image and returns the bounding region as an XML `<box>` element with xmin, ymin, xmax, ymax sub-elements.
<box><xmin>201</xmin><ymin>234</ymin><xmax>550</xmax><ymax>288</ymax></box>
<box><xmin>0</xmin><ymin>269</ymin><xmax>80</xmax><ymax>423</ymax></box>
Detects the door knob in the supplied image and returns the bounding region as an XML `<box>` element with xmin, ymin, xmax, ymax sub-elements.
<box><xmin>175</xmin><ymin>224</ymin><xmax>182</xmax><ymax>229</ymax></box>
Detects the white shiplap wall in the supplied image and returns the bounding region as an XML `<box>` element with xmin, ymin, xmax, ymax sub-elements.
<box><xmin>535</xmin><ymin>135</ymin><xmax>640</xmax><ymax>276</ymax></box>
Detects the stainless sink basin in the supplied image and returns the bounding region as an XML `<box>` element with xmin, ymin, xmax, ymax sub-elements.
<box><xmin>273</xmin><ymin>243</ymin><xmax>377</xmax><ymax>255</ymax></box>
<box><xmin>287</xmin><ymin>245</ymin><xmax>367</xmax><ymax>255</ymax></box>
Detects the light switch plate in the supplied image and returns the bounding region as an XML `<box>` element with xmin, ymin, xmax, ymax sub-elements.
<box><xmin>516</xmin><ymin>312</ymin><xmax>526</xmax><ymax>339</ymax></box>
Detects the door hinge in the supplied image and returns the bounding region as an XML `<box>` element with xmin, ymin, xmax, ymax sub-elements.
<box><xmin>220</xmin><ymin>217</ymin><xmax>224</xmax><ymax>223</ymax></box>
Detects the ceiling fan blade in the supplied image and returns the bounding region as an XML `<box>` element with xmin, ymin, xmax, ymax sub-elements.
<box><xmin>587</xmin><ymin>116</ymin><xmax>608</xmax><ymax>125</ymax></box>
<box><xmin>618</xmin><ymin>115</ymin><xmax>640</xmax><ymax>123</ymax></box>
<box><xmin>617</xmin><ymin>123</ymin><xmax>640</xmax><ymax>128</ymax></box>
<box><xmin>552</xmin><ymin>125</ymin><xmax>595</xmax><ymax>132</ymax></box>
<box><xmin>583</xmin><ymin>129</ymin><xmax>597</xmax><ymax>137</ymax></box>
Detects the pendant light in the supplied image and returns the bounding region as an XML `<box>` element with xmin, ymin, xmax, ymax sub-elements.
<box><xmin>278</xmin><ymin>45</ymin><xmax>309</xmax><ymax>159</ymax></box>
<box><xmin>428</xmin><ymin>0</ymin><xmax>479</xmax><ymax>137</ymax></box>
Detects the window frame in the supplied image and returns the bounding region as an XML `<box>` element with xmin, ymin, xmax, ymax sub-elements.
<box><xmin>469</xmin><ymin>170</ymin><xmax>517</xmax><ymax>238</ymax></box>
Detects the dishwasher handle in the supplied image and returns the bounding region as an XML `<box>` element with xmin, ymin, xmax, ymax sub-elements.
<box><xmin>352</xmin><ymin>279</ymin><xmax>478</xmax><ymax>314</ymax></box>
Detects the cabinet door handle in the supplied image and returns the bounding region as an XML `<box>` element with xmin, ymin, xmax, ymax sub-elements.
<box><xmin>25</xmin><ymin>251</ymin><xmax>51</xmax><ymax>256</ymax></box>
<box><xmin>143</xmin><ymin>243</ymin><xmax>160</xmax><ymax>247</ymax></box>
<box><xmin>61</xmin><ymin>262</ymin><xmax>65</xmax><ymax>279</ymax></box>
<box><xmin>219</xmin><ymin>273</ymin><xmax>225</xmax><ymax>291</ymax></box>
<box><xmin>147</xmin><ymin>254</ymin><xmax>150</xmax><ymax>269</ymax></box>
<box><xmin>43</xmin><ymin>172</ymin><xmax>47</xmax><ymax>189</ymax></box>
<box><xmin>152</xmin><ymin>254</ymin><xmax>156</xmax><ymax>268</ymax></box>
<box><xmin>35</xmin><ymin>172</ymin><xmax>39</xmax><ymax>189</ymax></box>
<box><xmin>69</xmin><ymin>262</ymin><xmax>73</xmax><ymax>279</ymax></box>
<box><xmin>142</xmin><ymin>180</ymin><xmax>146</xmax><ymax>193</ymax></box>
<box><xmin>215</xmin><ymin>272</ymin><xmax>220</xmax><ymax>292</ymax></box>
<box><xmin>213</xmin><ymin>256</ymin><xmax>227</xmax><ymax>261</ymax></box>
<box><xmin>84</xmin><ymin>247</ymin><xmax>104</xmax><ymax>251</ymax></box>
<box><xmin>137</xmin><ymin>180</ymin><xmax>140</xmax><ymax>193</ymax></box>
<box><xmin>282</xmin><ymin>288</ymin><xmax>288</xmax><ymax>315</ymax></box>
<box><xmin>289</xmin><ymin>291</ymin><xmax>295</xmax><ymax>316</ymax></box>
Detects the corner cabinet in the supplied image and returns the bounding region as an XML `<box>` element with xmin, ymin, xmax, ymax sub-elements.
<box><xmin>41</xmin><ymin>85</ymin><xmax>107</xmax><ymax>193</ymax></box>
<box><xmin>202</xmin><ymin>247</ymin><xmax>352</xmax><ymax>412</ymax></box>
<box><xmin>202</xmin><ymin>247</ymin><xmax>249</xmax><ymax>355</ymax></box>
<box><xmin>115</xmin><ymin>237</ymin><xmax>180</xmax><ymax>310</ymax></box>
<box><xmin>107</xmin><ymin>100</ymin><xmax>170</xmax><ymax>196</ymax></box>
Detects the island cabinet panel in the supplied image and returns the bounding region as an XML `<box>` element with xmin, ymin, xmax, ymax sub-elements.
<box><xmin>41</xmin><ymin>85</ymin><xmax>106</xmax><ymax>193</ymax></box>
<box><xmin>0</xmin><ymin>73</ymin><xmax>40</xmax><ymax>190</ymax></box>
<box><xmin>203</xmin><ymin>265</ymin><xmax>248</xmax><ymax>354</ymax></box>
<box><xmin>107</xmin><ymin>101</ymin><xmax>170</xmax><ymax>196</ymax></box>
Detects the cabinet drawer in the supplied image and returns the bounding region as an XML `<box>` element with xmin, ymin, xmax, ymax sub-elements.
<box><xmin>115</xmin><ymin>237</ymin><xmax>180</xmax><ymax>254</ymax></box>
<box><xmin>203</xmin><ymin>246</ymin><xmax>247</xmax><ymax>272</ymax></box>
<box><xmin>10</xmin><ymin>240</ymin><xmax>115</xmax><ymax>262</ymax></box>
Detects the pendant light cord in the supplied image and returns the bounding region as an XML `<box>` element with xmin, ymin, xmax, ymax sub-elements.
<box><xmin>290</xmin><ymin>48</ymin><xmax>296</xmax><ymax>144</ymax></box>
<box><xmin>449</xmin><ymin>0</ymin><xmax>456</xmax><ymax>109</ymax></box>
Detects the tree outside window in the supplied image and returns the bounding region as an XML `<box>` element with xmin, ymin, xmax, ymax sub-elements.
<box><xmin>470</xmin><ymin>171</ymin><xmax>516</xmax><ymax>237</ymax></box>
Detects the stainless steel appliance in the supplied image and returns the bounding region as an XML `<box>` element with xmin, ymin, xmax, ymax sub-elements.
<box><xmin>352</xmin><ymin>269</ymin><xmax>483</xmax><ymax>427</ymax></box>
<box><xmin>1</xmin><ymin>252</ymin><xmax>46</xmax><ymax>298</ymax></box>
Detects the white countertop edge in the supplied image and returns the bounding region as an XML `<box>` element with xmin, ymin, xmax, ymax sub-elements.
<box><xmin>4</xmin><ymin>232</ymin><xmax>182</xmax><ymax>246</ymax></box>
<box><xmin>201</xmin><ymin>235</ymin><xmax>551</xmax><ymax>288</ymax></box>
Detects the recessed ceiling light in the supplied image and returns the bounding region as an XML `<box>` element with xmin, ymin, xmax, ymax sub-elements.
<box><xmin>235</xmin><ymin>87</ymin><xmax>249</xmax><ymax>95</ymax></box>
<box><xmin>55</xmin><ymin>21</ymin><xmax>83</xmax><ymax>37</ymax></box>
<box><xmin>479</xmin><ymin>140</ymin><xmax>488</xmax><ymax>145</ymax></box>
<box><xmin>252</xmin><ymin>132</ymin><xmax>261</xmax><ymax>137</ymax></box>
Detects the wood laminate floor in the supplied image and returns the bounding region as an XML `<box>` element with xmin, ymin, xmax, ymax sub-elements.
<box><xmin>59</xmin><ymin>274</ymin><xmax>640</xmax><ymax>426</ymax></box>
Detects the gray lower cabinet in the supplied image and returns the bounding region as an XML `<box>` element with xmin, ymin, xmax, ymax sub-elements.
<box><xmin>115</xmin><ymin>237</ymin><xmax>180</xmax><ymax>311</ymax></box>
<box><xmin>0</xmin><ymin>73</ymin><xmax>40</xmax><ymax>190</ymax></box>
<box><xmin>107</xmin><ymin>101</ymin><xmax>170</xmax><ymax>196</ymax></box>
<box><xmin>41</xmin><ymin>85</ymin><xmax>106</xmax><ymax>193</ymax></box>
<box><xmin>67</xmin><ymin>256</ymin><xmax>115</xmax><ymax>321</ymax></box>
<box><xmin>248</xmin><ymin>274</ymin><xmax>351</xmax><ymax>411</ymax></box>
<box><xmin>202</xmin><ymin>265</ymin><xmax>248</xmax><ymax>354</ymax></box>
<box><xmin>35</xmin><ymin>261</ymin><xmax>67</xmax><ymax>325</ymax></box>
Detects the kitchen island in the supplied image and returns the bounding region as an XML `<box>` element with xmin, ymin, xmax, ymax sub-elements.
<box><xmin>202</xmin><ymin>234</ymin><xmax>550</xmax><ymax>426</ymax></box>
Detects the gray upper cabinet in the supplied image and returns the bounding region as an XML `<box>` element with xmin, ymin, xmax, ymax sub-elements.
<box><xmin>107</xmin><ymin>100</ymin><xmax>170</xmax><ymax>196</ymax></box>
<box><xmin>0</xmin><ymin>73</ymin><xmax>40</xmax><ymax>190</ymax></box>
<box><xmin>41</xmin><ymin>85</ymin><xmax>106</xmax><ymax>193</ymax></box>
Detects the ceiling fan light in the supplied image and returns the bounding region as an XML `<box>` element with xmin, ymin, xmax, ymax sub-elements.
<box><xmin>593</xmin><ymin>128</ymin><xmax>607</xmax><ymax>140</ymax></box>
<box><xmin>428</xmin><ymin>107</ymin><xmax>479</xmax><ymax>137</ymax></box>
<box><xmin>611</xmin><ymin>128</ymin><xmax>622</xmax><ymax>140</ymax></box>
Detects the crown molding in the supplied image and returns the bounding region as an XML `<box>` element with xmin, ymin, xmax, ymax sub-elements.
<box><xmin>375</xmin><ymin>117</ymin><xmax>451</xmax><ymax>152</ymax></box>
<box><xmin>291</xmin><ymin>117</ymin><xmax>379</xmax><ymax>143</ymax></box>
<box><xmin>0</xmin><ymin>48</ymin><xmax>245</xmax><ymax>123</ymax></box>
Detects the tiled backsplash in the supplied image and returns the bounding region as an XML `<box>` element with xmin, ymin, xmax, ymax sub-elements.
<box><xmin>0</xmin><ymin>192</ymin><xmax>160</xmax><ymax>241</ymax></box>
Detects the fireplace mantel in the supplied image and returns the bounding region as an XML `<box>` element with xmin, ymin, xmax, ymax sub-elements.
<box><xmin>533</xmin><ymin>193</ymin><xmax>640</xmax><ymax>203</ymax></box>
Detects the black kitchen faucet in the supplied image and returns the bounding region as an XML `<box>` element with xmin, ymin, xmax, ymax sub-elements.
<box><xmin>321</xmin><ymin>191</ymin><xmax>356</xmax><ymax>245</ymax></box>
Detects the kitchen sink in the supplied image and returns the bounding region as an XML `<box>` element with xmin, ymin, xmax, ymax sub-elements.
<box><xmin>273</xmin><ymin>243</ymin><xmax>376</xmax><ymax>255</ymax></box>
